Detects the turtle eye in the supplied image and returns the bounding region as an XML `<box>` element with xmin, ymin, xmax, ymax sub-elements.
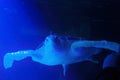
<box><xmin>54</xmin><ymin>36</ymin><xmax>58</xmax><ymax>39</ymax></box>
<box><xmin>46</xmin><ymin>39</ymin><xmax>48</xmax><ymax>42</ymax></box>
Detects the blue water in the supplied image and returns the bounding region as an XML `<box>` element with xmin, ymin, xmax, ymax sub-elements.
<box><xmin>0</xmin><ymin>0</ymin><xmax>120</xmax><ymax>80</ymax></box>
<box><xmin>0</xmin><ymin>0</ymin><xmax>51</xmax><ymax>80</ymax></box>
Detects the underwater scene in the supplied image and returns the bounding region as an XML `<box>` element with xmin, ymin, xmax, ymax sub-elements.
<box><xmin>0</xmin><ymin>0</ymin><xmax>120</xmax><ymax>80</ymax></box>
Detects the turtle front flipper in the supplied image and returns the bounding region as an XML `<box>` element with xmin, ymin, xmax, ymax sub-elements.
<box><xmin>3</xmin><ymin>50</ymin><xmax>34</xmax><ymax>69</ymax></box>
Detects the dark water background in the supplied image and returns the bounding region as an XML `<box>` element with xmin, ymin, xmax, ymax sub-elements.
<box><xmin>0</xmin><ymin>0</ymin><xmax>120</xmax><ymax>80</ymax></box>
